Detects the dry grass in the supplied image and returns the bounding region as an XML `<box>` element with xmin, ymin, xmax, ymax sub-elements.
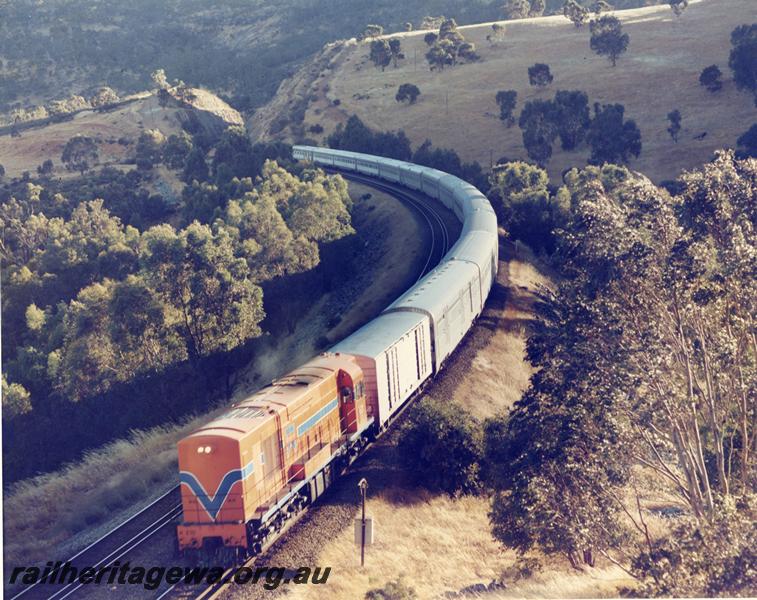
<box><xmin>2</xmin><ymin>413</ymin><xmax>220</xmax><ymax>567</ymax></box>
<box><xmin>286</xmin><ymin>490</ymin><xmax>515</xmax><ymax>600</ymax></box>
<box><xmin>283</xmin><ymin>489</ymin><xmax>633</xmax><ymax>600</ymax></box>
<box><xmin>287</xmin><ymin>0</ymin><xmax>754</xmax><ymax>183</ymax></box>
<box><xmin>450</xmin><ymin>240</ymin><xmax>554</xmax><ymax>420</ymax></box>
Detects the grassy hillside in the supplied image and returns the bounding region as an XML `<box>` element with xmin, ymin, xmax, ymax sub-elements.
<box><xmin>255</xmin><ymin>0</ymin><xmax>755</xmax><ymax>183</ymax></box>
<box><xmin>0</xmin><ymin>0</ymin><xmax>665</xmax><ymax>117</ymax></box>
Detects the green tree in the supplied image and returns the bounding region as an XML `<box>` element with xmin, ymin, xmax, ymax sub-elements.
<box><xmin>590</xmin><ymin>15</ymin><xmax>629</xmax><ymax>66</ymax></box>
<box><xmin>729</xmin><ymin>24</ymin><xmax>757</xmax><ymax>105</ymax></box>
<box><xmin>89</xmin><ymin>86</ymin><xmax>119</xmax><ymax>107</ymax></box>
<box><xmin>61</xmin><ymin>136</ymin><xmax>99</xmax><ymax>175</ymax></box>
<box><xmin>496</xmin><ymin>90</ymin><xmax>518</xmax><ymax>126</ymax></box>
<box><xmin>423</xmin><ymin>32</ymin><xmax>438</xmax><ymax>46</ymax></box>
<box><xmin>554</xmin><ymin>89</ymin><xmax>590</xmax><ymax>150</ymax></box>
<box><xmin>151</xmin><ymin>68</ymin><xmax>169</xmax><ymax>90</ymax></box>
<box><xmin>163</xmin><ymin>132</ymin><xmax>193</xmax><ymax>170</ymax></box>
<box><xmin>502</xmin><ymin>0</ymin><xmax>531</xmax><ymax>19</ymax></box>
<box><xmin>421</xmin><ymin>15</ymin><xmax>446</xmax><ymax>30</ymax></box>
<box><xmin>140</xmin><ymin>222</ymin><xmax>265</xmax><ymax>361</ymax></box>
<box><xmin>590</xmin><ymin>0</ymin><xmax>612</xmax><ymax>14</ymax></box>
<box><xmin>699</xmin><ymin>64</ymin><xmax>723</xmax><ymax>92</ymax></box>
<box><xmin>586</xmin><ymin>102</ymin><xmax>641</xmax><ymax>164</ymax></box>
<box><xmin>488</xmin><ymin>161</ymin><xmax>569</xmax><ymax>253</ymax></box>
<box><xmin>135</xmin><ymin>129</ymin><xmax>166</xmax><ymax>170</ymax></box>
<box><xmin>2</xmin><ymin>374</ymin><xmax>32</xmax><ymax>418</ymax></box>
<box><xmin>37</xmin><ymin>159</ymin><xmax>54</xmax><ymax>176</ymax></box>
<box><xmin>425</xmin><ymin>39</ymin><xmax>457</xmax><ymax>70</ymax></box>
<box><xmin>518</xmin><ymin>99</ymin><xmax>559</xmax><ymax>164</ymax></box>
<box><xmin>487</xmin><ymin>23</ymin><xmax>506</xmax><ymax>45</ymax></box>
<box><xmin>631</xmin><ymin>496</ymin><xmax>757</xmax><ymax>596</ymax></box>
<box><xmin>529</xmin><ymin>0</ymin><xmax>545</xmax><ymax>17</ymax></box>
<box><xmin>736</xmin><ymin>123</ymin><xmax>757</xmax><ymax>158</ymax></box>
<box><xmin>528</xmin><ymin>63</ymin><xmax>553</xmax><ymax>87</ymax></box>
<box><xmin>388</xmin><ymin>38</ymin><xmax>403</xmax><ymax>68</ymax></box>
<box><xmin>364</xmin><ymin>24</ymin><xmax>384</xmax><ymax>39</ymax></box>
<box><xmin>669</xmin><ymin>0</ymin><xmax>688</xmax><ymax>16</ymax></box>
<box><xmin>369</xmin><ymin>39</ymin><xmax>391</xmax><ymax>71</ymax></box>
<box><xmin>667</xmin><ymin>108</ymin><xmax>682</xmax><ymax>142</ymax></box>
<box><xmin>396</xmin><ymin>83</ymin><xmax>421</xmax><ymax>104</ymax></box>
<box><xmin>563</xmin><ymin>0</ymin><xmax>589</xmax><ymax>27</ymax></box>
<box><xmin>488</xmin><ymin>153</ymin><xmax>756</xmax><ymax>580</ymax></box>
<box><xmin>398</xmin><ymin>398</ymin><xmax>483</xmax><ymax>495</ymax></box>
<box><xmin>182</xmin><ymin>148</ymin><xmax>209</xmax><ymax>183</ymax></box>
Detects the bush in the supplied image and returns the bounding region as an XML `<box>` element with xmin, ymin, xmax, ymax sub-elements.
<box><xmin>699</xmin><ymin>65</ymin><xmax>723</xmax><ymax>92</ymax></box>
<box><xmin>528</xmin><ymin>63</ymin><xmax>553</xmax><ymax>87</ymax></box>
<box><xmin>365</xmin><ymin>577</ymin><xmax>417</xmax><ymax>600</ymax></box>
<box><xmin>630</xmin><ymin>495</ymin><xmax>757</xmax><ymax>597</ymax></box>
<box><xmin>397</xmin><ymin>398</ymin><xmax>483</xmax><ymax>496</ymax></box>
<box><xmin>395</xmin><ymin>83</ymin><xmax>421</xmax><ymax>104</ymax></box>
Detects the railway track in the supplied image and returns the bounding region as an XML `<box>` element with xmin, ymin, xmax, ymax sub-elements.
<box><xmin>7</xmin><ymin>173</ymin><xmax>454</xmax><ymax>600</ymax></box>
<box><xmin>8</xmin><ymin>487</ymin><xmax>181</xmax><ymax>600</ymax></box>
<box><xmin>154</xmin><ymin>173</ymin><xmax>459</xmax><ymax>600</ymax></box>
<box><xmin>329</xmin><ymin>170</ymin><xmax>454</xmax><ymax>280</ymax></box>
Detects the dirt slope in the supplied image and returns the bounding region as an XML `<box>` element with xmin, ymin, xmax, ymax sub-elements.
<box><xmin>253</xmin><ymin>0</ymin><xmax>755</xmax><ymax>183</ymax></box>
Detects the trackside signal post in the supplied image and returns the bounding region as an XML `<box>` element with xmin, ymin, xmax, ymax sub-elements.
<box><xmin>355</xmin><ymin>478</ymin><xmax>374</xmax><ymax>566</ymax></box>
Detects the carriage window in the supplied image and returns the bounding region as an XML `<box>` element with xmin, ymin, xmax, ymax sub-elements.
<box><xmin>341</xmin><ymin>387</ymin><xmax>353</xmax><ymax>403</ymax></box>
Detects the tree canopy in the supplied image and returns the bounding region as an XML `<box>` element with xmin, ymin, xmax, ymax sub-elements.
<box><xmin>590</xmin><ymin>15</ymin><xmax>629</xmax><ymax>66</ymax></box>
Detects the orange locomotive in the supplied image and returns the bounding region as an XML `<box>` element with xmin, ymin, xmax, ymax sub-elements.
<box><xmin>177</xmin><ymin>354</ymin><xmax>371</xmax><ymax>559</ymax></box>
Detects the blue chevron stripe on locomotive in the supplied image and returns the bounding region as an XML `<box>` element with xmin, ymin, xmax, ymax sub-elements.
<box><xmin>179</xmin><ymin>460</ymin><xmax>255</xmax><ymax>520</ymax></box>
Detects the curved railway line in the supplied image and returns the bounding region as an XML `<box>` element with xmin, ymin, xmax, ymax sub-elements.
<box><xmin>6</xmin><ymin>171</ymin><xmax>458</xmax><ymax>600</ymax></box>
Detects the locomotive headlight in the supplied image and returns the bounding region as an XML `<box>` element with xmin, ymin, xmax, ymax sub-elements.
<box><xmin>204</xmin><ymin>446</ymin><xmax>212</xmax><ymax>454</ymax></box>
<box><xmin>196</xmin><ymin>447</ymin><xmax>204</xmax><ymax>454</ymax></box>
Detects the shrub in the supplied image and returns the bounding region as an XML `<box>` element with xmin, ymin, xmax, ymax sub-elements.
<box><xmin>365</xmin><ymin>577</ymin><xmax>417</xmax><ymax>600</ymax></box>
<box><xmin>528</xmin><ymin>63</ymin><xmax>553</xmax><ymax>87</ymax></box>
<box><xmin>395</xmin><ymin>83</ymin><xmax>421</xmax><ymax>104</ymax></box>
<box><xmin>699</xmin><ymin>64</ymin><xmax>723</xmax><ymax>92</ymax></box>
<box><xmin>397</xmin><ymin>398</ymin><xmax>483</xmax><ymax>496</ymax></box>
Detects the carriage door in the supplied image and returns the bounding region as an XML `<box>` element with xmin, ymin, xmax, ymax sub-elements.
<box><xmin>337</xmin><ymin>370</ymin><xmax>357</xmax><ymax>434</ymax></box>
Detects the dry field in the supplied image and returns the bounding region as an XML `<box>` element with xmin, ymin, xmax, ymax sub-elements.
<box><xmin>261</xmin><ymin>0</ymin><xmax>755</xmax><ymax>183</ymax></box>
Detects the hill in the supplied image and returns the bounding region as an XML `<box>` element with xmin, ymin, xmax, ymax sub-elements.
<box><xmin>251</xmin><ymin>0</ymin><xmax>755</xmax><ymax>183</ymax></box>
<box><xmin>0</xmin><ymin>87</ymin><xmax>243</xmax><ymax>180</ymax></box>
